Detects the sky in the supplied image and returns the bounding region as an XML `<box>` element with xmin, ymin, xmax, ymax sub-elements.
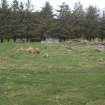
<box><xmin>8</xmin><ymin>0</ymin><xmax>105</xmax><ymax>11</ymax></box>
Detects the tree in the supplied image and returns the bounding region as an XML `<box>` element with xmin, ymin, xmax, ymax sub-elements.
<box><xmin>26</xmin><ymin>0</ymin><xmax>31</xmax><ymax>11</ymax></box>
<box><xmin>84</xmin><ymin>6</ymin><xmax>99</xmax><ymax>41</ymax></box>
<box><xmin>57</xmin><ymin>2</ymin><xmax>71</xmax><ymax>41</ymax></box>
<box><xmin>23</xmin><ymin>0</ymin><xmax>35</xmax><ymax>42</ymax></box>
<box><xmin>1</xmin><ymin>0</ymin><xmax>8</xmax><ymax>9</ymax></box>
<box><xmin>39</xmin><ymin>1</ymin><xmax>54</xmax><ymax>40</ymax></box>
<box><xmin>72</xmin><ymin>2</ymin><xmax>85</xmax><ymax>39</ymax></box>
<box><xmin>12</xmin><ymin>0</ymin><xmax>19</xmax><ymax>11</ymax></box>
<box><xmin>11</xmin><ymin>0</ymin><xmax>20</xmax><ymax>42</ymax></box>
<box><xmin>98</xmin><ymin>10</ymin><xmax>105</xmax><ymax>41</ymax></box>
<box><xmin>0</xmin><ymin>0</ymin><xmax>9</xmax><ymax>43</ymax></box>
<box><xmin>19</xmin><ymin>1</ymin><xmax>24</xmax><ymax>11</ymax></box>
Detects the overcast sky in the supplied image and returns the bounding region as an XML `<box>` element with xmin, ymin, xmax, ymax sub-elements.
<box><xmin>8</xmin><ymin>0</ymin><xmax>105</xmax><ymax>11</ymax></box>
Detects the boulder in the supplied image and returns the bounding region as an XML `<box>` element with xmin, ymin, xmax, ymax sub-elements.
<box><xmin>96</xmin><ymin>45</ymin><xmax>105</xmax><ymax>52</ymax></box>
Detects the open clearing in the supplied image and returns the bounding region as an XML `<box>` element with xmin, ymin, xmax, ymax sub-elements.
<box><xmin>0</xmin><ymin>42</ymin><xmax>105</xmax><ymax>105</ymax></box>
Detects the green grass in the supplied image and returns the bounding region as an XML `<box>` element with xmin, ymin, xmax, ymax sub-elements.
<box><xmin>0</xmin><ymin>42</ymin><xmax>105</xmax><ymax>105</ymax></box>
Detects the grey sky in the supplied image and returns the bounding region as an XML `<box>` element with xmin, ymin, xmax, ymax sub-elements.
<box><xmin>8</xmin><ymin>0</ymin><xmax>105</xmax><ymax>10</ymax></box>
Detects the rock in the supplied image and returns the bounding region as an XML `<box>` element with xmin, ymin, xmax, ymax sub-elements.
<box><xmin>43</xmin><ymin>53</ymin><xmax>49</xmax><ymax>58</ymax></box>
<box><xmin>96</xmin><ymin>45</ymin><xmax>105</xmax><ymax>52</ymax></box>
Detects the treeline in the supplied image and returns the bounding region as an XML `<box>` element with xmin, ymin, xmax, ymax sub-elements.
<box><xmin>0</xmin><ymin>0</ymin><xmax>105</xmax><ymax>43</ymax></box>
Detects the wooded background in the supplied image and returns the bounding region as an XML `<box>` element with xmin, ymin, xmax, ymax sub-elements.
<box><xmin>0</xmin><ymin>0</ymin><xmax>105</xmax><ymax>42</ymax></box>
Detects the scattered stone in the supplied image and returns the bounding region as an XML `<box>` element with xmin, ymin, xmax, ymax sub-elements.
<box><xmin>41</xmin><ymin>38</ymin><xmax>59</xmax><ymax>44</ymax></box>
<box><xmin>96</xmin><ymin>45</ymin><xmax>105</xmax><ymax>52</ymax></box>
<box><xmin>17</xmin><ymin>47</ymin><xmax>25</xmax><ymax>52</ymax></box>
<box><xmin>43</xmin><ymin>53</ymin><xmax>49</xmax><ymax>58</ymax></box>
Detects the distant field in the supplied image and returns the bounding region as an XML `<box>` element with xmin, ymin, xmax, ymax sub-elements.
<box><xmin>0</xmin><ymin>42</ymin><xmax>105</xmax><ymax>105</ymax></box>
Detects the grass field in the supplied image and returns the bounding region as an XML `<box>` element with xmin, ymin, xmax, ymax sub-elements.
<box><xmin>0</xmin><ymin>42</ymin><xmax>105</xmax><ymax>105</ymax></box>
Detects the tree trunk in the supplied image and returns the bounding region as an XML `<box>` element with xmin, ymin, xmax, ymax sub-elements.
<box><xmin>13</xmin><ymin>37</ymin><xmax>16</xmax><ymax>43</ymax></box>
<box><xmin>1</xmin><ymin>38</ymin><xmax>4</xmax><ymax>43</ymax></box>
